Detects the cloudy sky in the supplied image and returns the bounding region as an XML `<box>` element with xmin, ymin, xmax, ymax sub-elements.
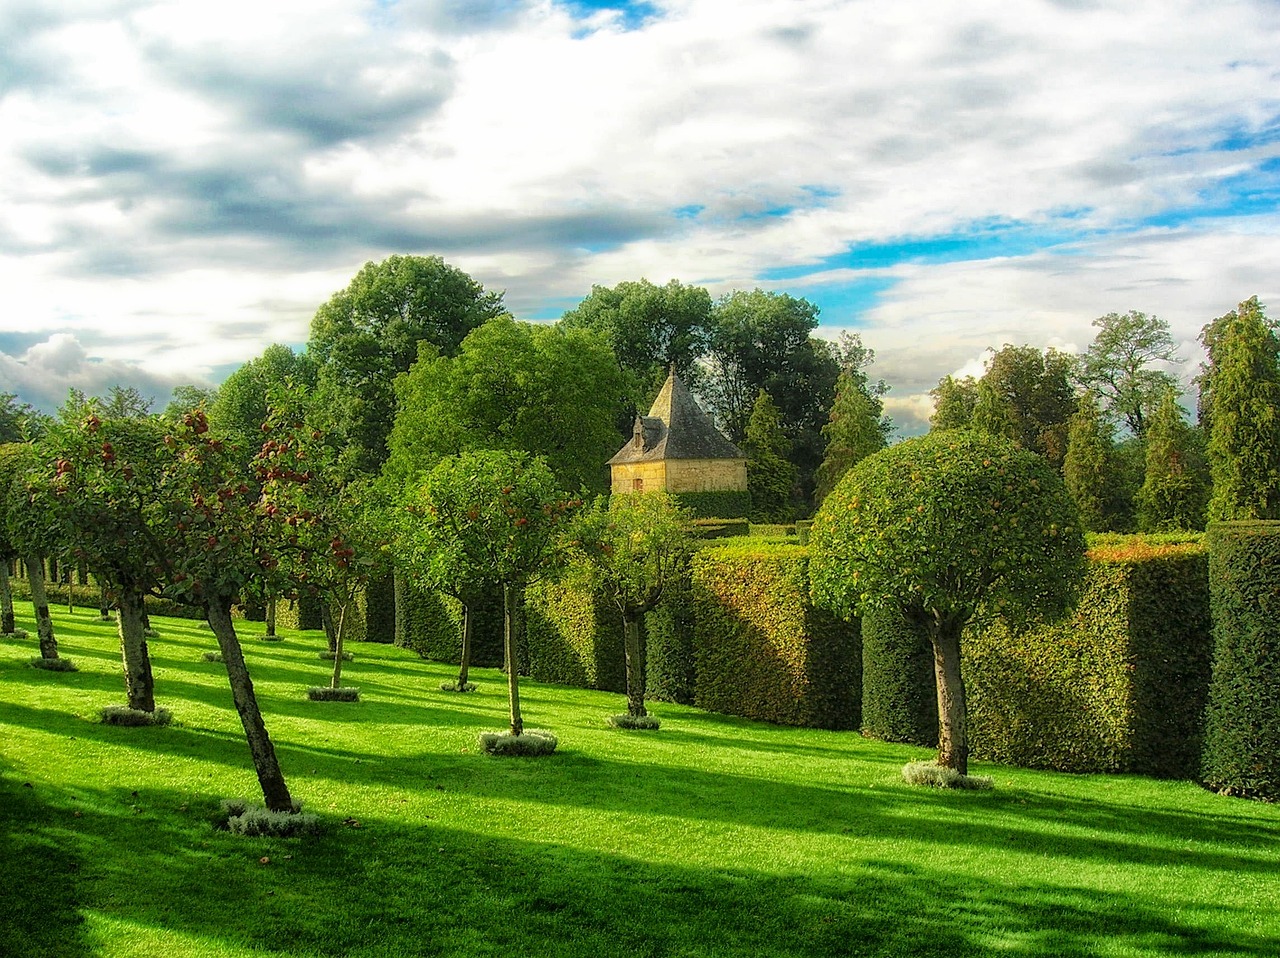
<box><xmin>2</xmin><ymin>0</ymin><xmax>1278</xmax><ymax>431</ymax></box>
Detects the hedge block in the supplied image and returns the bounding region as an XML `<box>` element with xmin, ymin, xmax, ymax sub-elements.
<box><xmin>524</xmin><ymin>576</ymin><xmax>626</xmax><ymax>692</ymax></box>
<box><xmin>393</xmin><ymin>575</ymin><xmax>504</xmax><ymax>669</ymax></box>
<box><xmin>860</xmin><ymin>606</ymin><xmax>937</xmax><ymax>747</ymax></box>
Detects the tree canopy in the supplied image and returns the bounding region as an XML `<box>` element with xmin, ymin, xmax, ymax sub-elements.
<box><xmin>742</xmin><ymin>390</ymin><xmax>797</xmax><ymax>522</ymax></box>
<box><xmin>1078</xmin><ymin>310</ymin><xmax>1180</xmax><ymax>438</ymax></box>
<box><xmin>970</xmin><ymin>345</ymin><xmax>1077</xmax><ymax>470</ymax></box>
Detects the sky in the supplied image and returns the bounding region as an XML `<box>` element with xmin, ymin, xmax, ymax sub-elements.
<box><xmin>2</xmin><ymin>0</ymin><xmax>1279</xmax><ymax>433</ymax></box>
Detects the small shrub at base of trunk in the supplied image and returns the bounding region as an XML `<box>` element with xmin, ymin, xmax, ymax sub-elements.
<box><xmin>200</xmin><ymin>651</ymin><xmax>223</xmax><ymax>663</ymax></box>
<box><xmin>317</xmin><ymin>650</ymin><xmax>354</xmax><ymax>661</ymax></box>
<box><xmin>478</xmin><ymin>729</ymin><xmax>557</xmax><ymax>756</ymax></box>
<box><xmin>219</xmin><ymin>799</ymin><xmax>320</xmax><ymax>837</ymax></box>
<box><xmin>607</xmin><ymin>713</ymin><xmax>660</xmax><ymax>730</ymax></box>
<box><xmin>901</xmin><ymin>761</ymin><xmax>993</xmax><ymax>791</ymax></box>
<box><xmin>259</xmin><ymin>633</ymin><xmax>284</xmax><ymax>643</ymax></box>
<box><xmin>29</xmin><ymin>657</ymin><xmax>77</xmax><ymax>672</ymax></box>
<box><xmin>142</xmin><ymin>628</ymin><xmax>159</xmax><ymax>638</ymax></box>
<box><xmin>96</xmin><ymin>614</ymin><xmax>113</xmax><ymax>623</ymax></box>
<box><xmin>2</xmin><ymin>629</ymin><xmax>28</xmax><ymax>639</ymax></box>
<box><xmin>100</xmin><ymin>705</ymin><xmax>172</xmax><ymax>727</ymax></box>
<box><xmin>440</xmin><ymin>681</ymin><xmax>477</xmax><ymax>692</ymax></box>
<box><xmin>306</xmin><ymin>687</ymin><xmax>360</xmax><ymax>702</ymax></box>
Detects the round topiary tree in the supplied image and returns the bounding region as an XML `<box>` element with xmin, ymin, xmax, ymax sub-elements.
<box><xmin>809</xmin><ymin>430</ymin><xmax>1086</xmax><ymax>775</ymax></box>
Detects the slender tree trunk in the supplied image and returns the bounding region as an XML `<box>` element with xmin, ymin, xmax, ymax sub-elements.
<box><xmin>117</xmin><ymin>589</ymin><xmax>156</xmax><ymax>712</ymax></box>
<box><xmin>0</xmin><ymin>561</ymin><xmax>15</xmax><ymax>634</ymax></box>
<box><xmin>505</xmin><ymin>582</ymin><xmax>523</xmax><ymax>736</ymax></box>
<box><xmin>26</xmin><ymin>554</ymin><xmax>58</xmax><ymax>659</ymax></box>
<box><xmin>142</xmin><ymin>609</ymin><xmax>155</xmax><ymax>637</ymax></box>
<box><xmin>623</xmin><ymin>611</ymin><xmax>648</xmax><ymax>717</ymax></box>
<box><xmin>321</xmin><ymin>601</ymin><xmax>337</xmax><ymax>653</ymax></box>
<box><xmin>456</xmin><ymin>600</ymin><xmax>473</xmax><ymax>689</ymax></box>
<box><xmin>66</xmin><ymin>571</ymin><xmax>74</xmax><ymax>614</ymax></box>
<box><xmin>206</xmin><ymin>595</ymin><xmax>294</xmax><ymax>812</ymax></box>
<box><xmin>265</xmin><ymin>595</ymin><xmax>277</xmax><ymax>638</ymax></box>
<box><xmin>330</xmin><ymin>600</ymin><xmax>347</xmax><ymax>689</ymax></box>
<box><xmin>930</xmin><ymin>618</ymin><xmax>969</xmax><ymax>775</ymax></box>
<box><xmin>99</xmin><ymin>581</ymin><xmax>112</xmax><ymax>621</ymax></box>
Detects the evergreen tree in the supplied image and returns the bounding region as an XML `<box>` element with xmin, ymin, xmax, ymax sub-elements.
<box><xmin>815</xmin><ymin>368</ymin><xmax>891</xmax><ymax>504</ymax></box>
<box><xmin>743</xmin><ymin>390</ymin><xmax>797</xmax><ymax>522</ymax></box>
<box><xmin>1137</xmin><ymin>391</ymin><xmax>1209</xmax><ymax>532</ymax></box>
<box><xmin>1203</xmin><ymin>298</ymin><xmax>1280</xmax><ymax>521</ymax></box>
<box><xmin>1063</xmin><ymin>392</ymin><xmax>1113</xmax><ymax>532</ymax></box>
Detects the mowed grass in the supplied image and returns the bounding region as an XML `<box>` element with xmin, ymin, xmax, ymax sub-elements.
<box><xmin>2</xmin><ymin>602</ymin><xmax>1278</xmax><ymax>958</ymax></box>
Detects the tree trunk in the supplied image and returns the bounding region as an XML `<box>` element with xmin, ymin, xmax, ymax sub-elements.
<box><xmin>321</xmin><ymin>601</ymin><xmax>337</xmax><ymax>653</ymax></box>
<box><xmin>117</xmin><ymin>589</ymin><xmax>156</xmax><ymax>712</ymax></box>
<box><xmin>99</xmin><ymin>582</ymin><xmax>112</xmax><ymax>621</ymax></box>
<box><xmin>330</xmin><ymin>600</ymin><xmax>347</xmax><ymax>689</ymax></box>
<box><xmin>25</xmin><ymin>554</ymin><xmax>58</xmax><ymax>659</ymax></box>
<box><xmin>504</xmin><ymin>582</ymin><xmax>523</xmax><ymax>736</ymax></box>
<box><xmin>930</xmin><ymin>618</ymin><xmax>969</xmax><ymax>775</ymax></box>
<box><xmin>265</xmin><ymin>595</ymin><xmax>277</xmax><ymax>638</ymax></box>
<box><xmin>206</xmin><ymin>595</ymin><xmax>294</xmax><ymax>812</ymax></box>
<box><xmin>66</xmin><ymin>571</ymin><xmax>74</xmax><ymax>614</ymax></box>
<box><xmin>457</xmin><ymin>600</ymin><xmax>473</xmax><ymax>689</ymax></box>
<box><xmin>623</xmin><ymin>611</ymin><xmax>648</xmax><ymax>717</ymax></box>
<box><xmin>0</xmin><ymin>561</ymin><xmax>14</xmax><ymax>634</ymax></box>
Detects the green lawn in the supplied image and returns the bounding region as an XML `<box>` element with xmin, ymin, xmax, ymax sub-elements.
<box><xmin>2</xmin><ymin>602</ymin><xmax>1278</xmax><ymax>958</ymax></box>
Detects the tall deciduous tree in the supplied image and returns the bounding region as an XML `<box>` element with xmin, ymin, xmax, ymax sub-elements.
<box><xmin>3</xmin><ymin>443</ymin><xmax>65</xmax><ymax>660</ymax></box>
<box><xmin>743</xmin><ymin>390</ymin><xmax>797</xmax><ymax>522</ymax></box>
<box><xmin>703</xmin><ymin>289</ymin><xmax>839</xmax><ymax>505</ymax></box>
<box><xmin>810</xmin><ymin>431</ymin><xmax>1086</xmax><ymax>775</ymax></box>
<box><xmin>929</xmin><ymin>375</ymin><xmax>979</xmax><ymax>431</ymax></box>
<box><xmin>308</xmin><ymin>255</ymin><xmax>505</xmax><ymax>475</ymax></box>
<box><xmin>570</xmin><ymin>492</ymin><xmax>694</xmax><ymax>723</ymax></box>
<box><xmin>1137</xmin><ymin>391</ymin><xmax>1209</xmax><ymax>532</ymax></box>
<box><xmin>971</xmin><ymin>345</ymin><xmax>1077</xmax><ymax>470</ymax></box>
<box><xmin>1062</xmin><ymin>392</ymin><xmax>1114</xmax><ymax>532</ymax></box>
<box><xmin>560</xmin><ymin>278</ymin><xmax>713</xmax><ymax>401</ymax></box>
<box><xmin>385</xmin><ymin>317</ymin><xmax>628</xmax><ymax>497</ymax></box>
<box><xmin>1079</xmin><ymin>310</ymin><xmax>1180</xmax><ymax>438</ymax></box>
<box><xmin>0</xmin><ymin>444</ymin><xmax>29</xmax><ymax>636</ymax></box>
<box><xmin>411</xmin><ymin>451</ymin><xmax>576</xmax><ymax>739</ymax></box>
<box><xmin>1202</xmin><ymin>297</ymin><xmax>1280</xmax><ymax>521</ymax></box>
<box><xmin>210</xmin><ymin>345</ymin><xmax>317</xmax><ymax>454</ymax></box>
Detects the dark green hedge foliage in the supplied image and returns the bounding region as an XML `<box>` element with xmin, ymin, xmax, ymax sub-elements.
<box><xmin>673</xmin><ymin>490</ymin><xmax>751</xmax><ymax>519</ymax></box>
<box><xmin>860</xmin><ymin>607</ymin><xmax>937</xmax><ymax>747</ymax></box>
<box><xmin>1201</xmin><ymin>521</ymin><xmax>1280</xmax><ymax>799</ymax></box>
<box><xmin>393</xmin><ymin>576</ymin><xmax>504</xmax><ymax>669</ymax></box>
<box><xmin>966</xmin><ymin>543</ymin><xmax>1213</xmax><ymax>777</ymax></box>
<box><xmin>692</xmin><ymin>518</ymin><xmax>751</xmax><ymax>539</ymax></box>
<box><xmin>687</xmin><ymin>541</ymin><xmax>860</xmax><ymax>730</ymax></box>
<box><xmin>275</xmin><ymin>593</ymin><xmax>323</xmax><ymax>631</ymax></box>
<box><xmin>362</xmin><ymin>573</ymin><xmax>396</xmax><ymax>643</ymax></box>
<box><xmin>524</xmin><ymin>576</ymin><xmax>626</xmax><ymax>692</ymax></box>
<box><xmin>645</xmin><ymin>568</ymin><xmax>696</xmax><ymax>704</ymax></box>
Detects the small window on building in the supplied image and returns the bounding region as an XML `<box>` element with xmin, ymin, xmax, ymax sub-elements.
<box><xmin>632</xmin><ymin>478</ymin><xmax>644</xmax><ymax>491</ymax></box>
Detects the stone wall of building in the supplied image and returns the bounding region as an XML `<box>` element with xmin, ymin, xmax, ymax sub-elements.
<box><xmin>665</xmin><ymin>458</ymin><xmax>747</xmax><ymax>493</ymax></box>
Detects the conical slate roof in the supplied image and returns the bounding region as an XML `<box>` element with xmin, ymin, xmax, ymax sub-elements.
<box><xmin>608</xmin><ymin>366</ymin><xmax>744</xmax><ymax>465</ymax></box>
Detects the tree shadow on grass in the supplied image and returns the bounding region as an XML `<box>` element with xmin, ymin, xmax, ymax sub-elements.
<box><xmin>8</xmin><ymin>778</ymin><xmax>1278</xmax><ymax>958</ymax></box>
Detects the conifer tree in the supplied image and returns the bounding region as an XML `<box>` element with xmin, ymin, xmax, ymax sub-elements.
<box><xmin>1063</xmin><ymin>392</ymin><xmax>1113</xmax><ymax>532</ymax></box>
<box><xmin>1202</xmin><ymin>298</ymin><xmax>1280</xmax><ymax>521</ymax></box>
<box><xmin>1137</xmin><ymin>391</ymin><xmax>1208</xmax><ymax>532</ymax></box>
<box><xmin>815</xmin><ymin>368</ymin><xmax>890</xmax><ymax>504</ymax></box>
<box><xmin>743</xmin><ymin>390</ymin><xmax>797</xmax><ymax>522</ymax></box>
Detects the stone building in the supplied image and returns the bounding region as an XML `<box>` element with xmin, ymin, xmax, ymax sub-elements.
<box><xmin>607</xmin><ymin>366</ymin><xmax>747</xmax><ymax>496</ymax></box>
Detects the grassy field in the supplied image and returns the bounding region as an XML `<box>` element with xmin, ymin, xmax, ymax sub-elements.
<box><xmin>2</xmin><ymin>602</ymin><xmax>1278</xmax><ymax>958</ymax></box>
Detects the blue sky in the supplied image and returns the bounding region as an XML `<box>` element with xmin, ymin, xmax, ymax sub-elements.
<box><xmin>2</xmin><ymin>0</ymin><xmax>1279</xmax><ymax>431</ymax></box>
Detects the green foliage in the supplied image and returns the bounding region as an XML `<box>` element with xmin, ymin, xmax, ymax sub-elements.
<box><xmin>643</xmin><ymin>566</ymin><xmax>696</xmax><ymax>705</ymax></box>
<box><xmin>970</xmin><ymin>345</ymin><xmax>1077</xmax><ymax>470</ymax></box>
<box><xmin>687</xmin><ymin>541</ymin><xmax>860</xmax><ymax>730</ymax></box>
<box><xmin>524</xmin><ymin>574</ymin><xmax>626</xmax><ymax>692</ymax></box>
<box><xmin>671</xmin><ymin>490</ymin><xmax>751</xmax><ymax>519</ymax></box>
<box><xmin>815</xmin><ymin>367</ymin><xmax>890</xmax><ymax>504</ymax></box>
<box><xmin>691</xmin><ymin>517</ymin><xmax>751</xmax><ymax>538</ymax></box>
<box><xmin>1203</xmin><ymin>297</ymin><xmax>1280</xmax><ymax>521</ymax></box>
<box><xmin>394</xmin><ymin>577</ymin><xmax>505</xmax><ymax>668</ymax></box>
<box><xmin>308</xmin><ymin>254</ymin><xmax>505</xmax><ymax>474</ymax></box>
<box><xmin>966</xmin><ymin>543</ymin><xmax>1213</xmax><ymax>776</ymax></box>
<box><xmin>208</xmin><ymin>344</ymin><xmax>316</xmax><ymax>456</ymax></box>
<box><xmin>901</xmin><ymin>761</ymin><xmax>993</xmax><ymax>790</ymax></box>
<box><xmin>100</xmin><ymin>705</ymin><xmax>172</xmax><ymax>727</ymax></box>
<box><xmin>742</xmin><ymin>390</ymin><xmax>797</xmax><ymax>521</ymax></box>
<box><xmin>928</xmin><ymin>375</ymin><xmax>978</xmax><ymax>431</ymax></box>
<box><xmin>607</xmin><ymin>713</ymin><xmax>661</xmax><ymax>730</ymax></box>
<box><xmin>859</xmin><ymin>606</ymin><xmax>937</xmax><ymax>747</ymax></box>
<box><xmin>1201</xmin><ymin>521</ymin><xmax>1280</xmax><ymax>799</ymax></box>
<box><xmin>220</xmin><ymin>800</ymin><xmax>320</xmax><ymax>837</ymax></box>
<box><xmin>478</xmin><ymin>729</ymin><xmax>558</xmax><ymax>756</ymax></box>
<box><xmin>1079</xmin><ymin>310</ymin><xmax>1181</xmax><ymax>437</ymax></box>
<box><xmin>810</xmin><ymin>431</ymin><xmax>1086</xmax><ymax>628</ymax></box>
<box><xmin>1063</xmin><ymin>392</ymin><xmax>1114</xmax><ymax>532</ymax></box>
<box><xmin>386</xmin><ymin>317</ymin><xmax>628</xmax><ymax>496</ymax></box>
<box><xmin>560</xmin><ymin>278</ymin><xmax>713</xmax><ymax>400</ymax></box>
<box><xmin>1137</xmin><ymin>391</ymin><xmax>1209</xmax><ymax>532</ymax></box>
<box><xmin>0</xmin><ymin>393</ymin><xmax>40</xmax><ymax>444</ymax></box>
<box><xmin>306</xmin><ymin>686</ymin><xmax>360</xmax><ymax>702</ymax></box>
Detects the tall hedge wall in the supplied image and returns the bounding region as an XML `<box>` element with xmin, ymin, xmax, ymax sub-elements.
<box><xmin>524</xmin><ymin>576</ymin><xmax>627</xmax><ymax>692</ymax></box>
<box><xmin>966</xmin><ymin>542</ymin><xmax>1213</xmax><ymax>777</ymax></box>
<box><xmin>1201</xmin><ymin>521</ymin><xmax>1280</xmax><ymax>800</ymax></box>
<box><xmin>645</xmin><ymin>568</ymin><xmax>696</xmax><ymax>704</ymax></box>
<box><xmin>860</xmin><ymin>607</ymin><xmax>937</xmax><ymax>747</ymax></box>
<box><xmin>673</xmin><ymin>490</ymin><xmax>751</xmax><ymax>519</ymax></box>
<box><xmin>686</xmin><ymin>541</ymin><xmax>860</xmax><ymax>730</ymax></box>
<box><xmin>393</xmin><ymin>575</ymin><xmax>504</xmax><ymax>668</ymax></box>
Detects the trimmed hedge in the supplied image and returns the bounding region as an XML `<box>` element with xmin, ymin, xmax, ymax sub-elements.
<box><xmin>685</xmin><ymin>541</ymin><xmax>859</xmax><ymax>730</ymax></box>
<box><xmin>645</xmin><ymin>568</ymin><xmax>696</xmax><ymax>704</ymax></box>
<box><xmin>1201</xmin><ymin>521</ymin><xmax>1280</xmax><ymax>799</ymax></box>
<box><xmin>692</xmin><ymin>518</ymin><xmax>751</xmax><ymax>539</ymax></box>
<box><xmin>524</xmin><ymin>575</ymin><xmax>626</xmax><ymax>692</ymax></box>
<box><xmin>966</xmin><ymin>542</ymin><xmax>1213</xmax><ymax>777</ymax></box>
<box><xmin>673</xmin><ymin>490</ymin><xmax>751</xmax><ymax>519</ymax></box>
<box><xmin>393</xmin><ymin>576</ymin><xmax>504</xmax><ymax>669</ymax></box>
<box><xmin>860</xmin><ymin>606</ymin><xmax>937</xmax><ymax>747</ymax></box>
<box><xmin>275</xmin><ymin>593</ymin><xmax>324</xmax><ymax>631</ymax></box>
